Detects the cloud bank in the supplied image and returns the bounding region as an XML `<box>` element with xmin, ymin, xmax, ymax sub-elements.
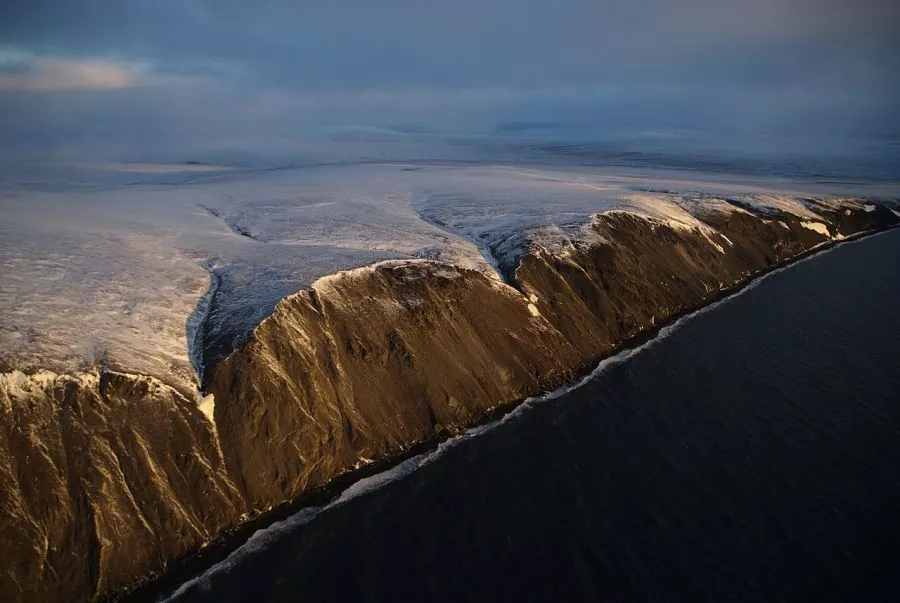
<box><xmin>1</xmin><ymin>0</ymin><xmax>898</xmax><ymax>161</ymax></box>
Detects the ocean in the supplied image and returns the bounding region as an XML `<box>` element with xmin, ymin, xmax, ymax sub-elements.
<box><xmin>162</xmin><ymin>228</ymin><xmax>900</xmax><ymax>602</ymax></box>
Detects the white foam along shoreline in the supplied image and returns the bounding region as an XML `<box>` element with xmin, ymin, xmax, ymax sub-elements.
<box><xmin>159</xmin><ymin>225</ymin><xmax>897</xmax><ymax>602</ymax></box>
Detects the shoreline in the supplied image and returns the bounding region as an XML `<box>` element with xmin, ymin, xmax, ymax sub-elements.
<box><xmin>112</xmin><ymin>223</ymin><xmax>899</xmax><ymax>603</ymax></box>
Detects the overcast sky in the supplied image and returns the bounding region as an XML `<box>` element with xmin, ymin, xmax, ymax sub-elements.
<box><xmin>1</xmin><ymin>0</ymin><xmax>898</xmax><ymax>160</ymax></box>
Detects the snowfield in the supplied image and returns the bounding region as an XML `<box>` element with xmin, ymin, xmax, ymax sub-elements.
<box><xmin>1</xmin><ymin>160</ymin><xmax>897</xmax><ymax>393</ymax></box>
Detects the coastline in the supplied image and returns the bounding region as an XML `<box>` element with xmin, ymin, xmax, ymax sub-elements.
<box><xmin>113</xmin><ymin>222</ymin><xmax>900</xmax><ymax>603</ymax></box>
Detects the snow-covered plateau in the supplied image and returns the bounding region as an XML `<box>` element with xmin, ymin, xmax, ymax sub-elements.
<box><xmin>2</xmin><ymin>160</ymin><xmax>898</xmax><ymax>394</ymax></box>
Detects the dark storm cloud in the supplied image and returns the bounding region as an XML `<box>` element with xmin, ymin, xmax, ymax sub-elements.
<box><xmin>1</xmin><ymin>0</ymin><xmax>898</xmax><ymax>157</ymax></box>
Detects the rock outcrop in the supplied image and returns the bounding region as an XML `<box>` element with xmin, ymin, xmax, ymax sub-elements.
<box><xmin>1</xmin><ymin>197</ymin><xmax>897</xmax><ymax>602</ymax></box>
<box><xmin>0</xmin><ymin>371</ymin><xmax>242</xmax><ymax>602</ymax></box>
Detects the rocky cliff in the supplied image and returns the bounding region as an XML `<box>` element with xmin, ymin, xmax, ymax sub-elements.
<box><xmin>0</xmin><ymin>371</ymin><xmax>242</xmax><ymax>602</ymax></box>
<box><xmin>2</xmin><ymin>197</ymin><xmax>897</xmax><ymax>602</ymax></box>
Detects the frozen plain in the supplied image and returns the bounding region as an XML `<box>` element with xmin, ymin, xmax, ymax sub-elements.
<box><xmin>1</xmin><ymin>158</ymin><xmax>898</xmax><ymax>394</ymax></box>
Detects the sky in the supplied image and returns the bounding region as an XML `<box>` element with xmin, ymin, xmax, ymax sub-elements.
<box><xmin>1</xmin><ymin>0</ymin><xmax>898</xmax><ymax>161</ymax></box>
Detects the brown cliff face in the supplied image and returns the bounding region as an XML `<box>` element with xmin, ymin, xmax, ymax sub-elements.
<box><xmin>0</xmin><ymin>371</ymin><xmax>242</xmax><ymax>602</ymax></box>
<box><xmin>1</xmin><ymin>201</ymin><xmax>897</xmax><ymax>603</ymax></box>
<box><xmin>207</xmin><ymin>263</ymin><xmax>582</xmax><ymax>509</ymax></box>
<box><xmin>511</xmin><ymin>209</ymin><xmax>824</xmax><ymax>358</ymax></box>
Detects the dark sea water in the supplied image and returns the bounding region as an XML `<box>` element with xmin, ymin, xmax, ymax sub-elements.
<box><xmin>167</xmin><ymin>230</ymin><xmax>900</xmax><ymax>603</ymax></box>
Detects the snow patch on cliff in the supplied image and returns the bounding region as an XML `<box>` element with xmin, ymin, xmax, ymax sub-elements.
<box><xmin>738</xmin><ymin>194</ymin><xmax>822</xmax><ymax>220</ymax></box>
<box><xmin>800</xmin><ymin>221</ymin><xmax>831</xmax><ymax>237</ymax></box>
<box><xmin>199</xmin><ymin>394</ymin><xmax>216</xmax><ymax>423</ymax></box>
